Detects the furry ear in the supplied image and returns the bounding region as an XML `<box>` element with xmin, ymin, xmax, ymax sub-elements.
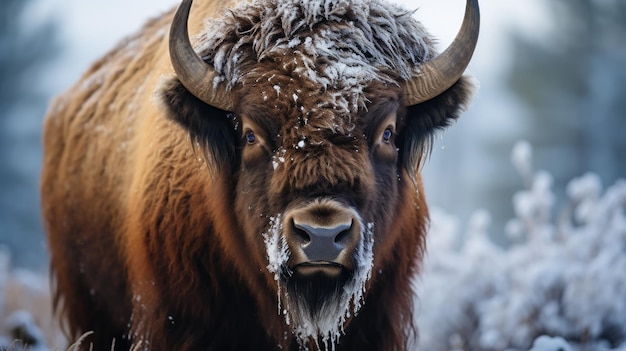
<box><xmin>157</xmin><ymin>75</ymin><xmax>237</xmax><ymax>173</ymax></box>
<box><xmin>399</xmin><ymin>75</ymin><xmax>476</xmax><ymax>179</ymax></box>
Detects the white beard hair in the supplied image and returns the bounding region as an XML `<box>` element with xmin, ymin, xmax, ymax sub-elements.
<box><xmin>264</xmin><ymin>213</ymin><xmax>375</xmax><ymax>351</ymax></box>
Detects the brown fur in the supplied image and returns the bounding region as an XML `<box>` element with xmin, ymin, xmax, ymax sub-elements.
<box><xmin>41</xmin><ymin>0</ymin><xmax>474</xmax><ymax>350</ymax></box>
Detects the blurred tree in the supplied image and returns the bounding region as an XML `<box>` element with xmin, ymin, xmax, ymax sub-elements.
<box><xmin>506</xmin><ymin>0</ymin><xmax>626</xmax><ymax>200</ymax></box>
<box><xmin>0</xmin><ymin>0</ymin><xmax>60</xmax><ymax>269</ymax></box>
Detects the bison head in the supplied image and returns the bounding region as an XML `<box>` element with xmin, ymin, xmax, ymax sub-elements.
<box><xmin>159</xmin><ymin>0</ymin><xmax>478</xmax><ymax>347</ymax></box>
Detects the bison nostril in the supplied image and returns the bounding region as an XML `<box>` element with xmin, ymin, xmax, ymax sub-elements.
<box><xmin>292</xmin><ymin>223</ymin><xmax>311</xmax><ymax>245</ymax></box>
<box><xmin>334</xmin><ymin>229</ymin><xmax>351</xmax><ymax>246</ymax></box>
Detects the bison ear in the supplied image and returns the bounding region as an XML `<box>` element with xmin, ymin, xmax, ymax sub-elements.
<box><xmin>400</xmin><ymin>75</ymin><xmax>476</xmax><ymax>177</ymax></box>
<box><xmin>157</xmin><ymin>75</ymin><xmax>236</xmax><ymax>172</ymax></box>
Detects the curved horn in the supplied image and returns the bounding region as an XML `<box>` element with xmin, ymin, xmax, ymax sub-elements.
<box><xmin>403</xmin><ymin>0</ymin><xmax>480</xmax><ymax>106</ymax></box>
<box><xmin>169</xmin><ymin>0</ymin><xmax>234</xmax><ymax>111</ymax></box>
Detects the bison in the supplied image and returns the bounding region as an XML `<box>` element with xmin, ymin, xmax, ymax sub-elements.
<box><xmin>40</xmin><ymin>0</ymin><xmax>479</xmax><ymax>349</ymax></box>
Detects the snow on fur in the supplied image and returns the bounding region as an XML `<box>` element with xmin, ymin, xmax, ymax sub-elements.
<box><xmin>263</xmin><ymin>213</ymin><xmax>374</xmax><ymax>350</ymax></box>
<box><xmin>197</xmin><ymin>0</ymin><xmax>436</xmax><ymax>114</ymax></box>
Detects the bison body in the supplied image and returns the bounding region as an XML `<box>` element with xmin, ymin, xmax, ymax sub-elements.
<box><xmin>41</xmin><ymin>0</ymin><xmax>478</xmax><ymax>349</ymax></box>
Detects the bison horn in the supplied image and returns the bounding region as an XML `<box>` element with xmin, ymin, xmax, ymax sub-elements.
<box><xmin>170</xmin><ymin>0</ymin><xmax>478</xmax><ymax>110</ymax></box>
<box><xmin>169</xmin><ymin>0</ymin><xmax>235</xmax><ymax>111</ymax></box>
<box><xmin>402</xmin><ymin>0</ymin><xmax>480</xmax><ymax>106</ymax></box>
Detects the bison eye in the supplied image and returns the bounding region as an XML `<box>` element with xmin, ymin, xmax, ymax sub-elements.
<box><xmin>382</xmin><ymin>128</ymin><xmax>393</xmax><ymax>143</ymax></box>
<box><xmin>245</xmin><ymin>131</ymin><xmax>256</xmax><ymax>144</ymax></box>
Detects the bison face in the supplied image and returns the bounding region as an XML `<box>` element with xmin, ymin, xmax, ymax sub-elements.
<box><xmin>160</xmin><ymin>0</ymin><xmax>478</xmax><ymax>347</ymax></box>
<box><xmin>160</xmin><ymin>72</ymin><xmax>473</xmax><ymax>346</ymax></box>
<box><xmin>229</xmin><ymin>84</ymin><xmax>404</xmax><ymax>344</ymax></box>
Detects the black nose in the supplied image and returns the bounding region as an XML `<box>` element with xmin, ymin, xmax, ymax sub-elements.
<box><xmin>284</xmin><ymin>200</ymin><xmax>362</xmax><ymax>271</ymax></box>
<box><xmin>292</xmin><ymin>221</ymin><xmax>354</xmax><ymax>262</ymax></box>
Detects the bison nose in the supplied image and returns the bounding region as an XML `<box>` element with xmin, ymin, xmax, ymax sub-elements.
<box><xmin>285</xmin><ymin>201</ymin><xmax>361</xmax><ymax>272</ymax></box>
<box><xmin>292</xmin><ymin>221</ymin><xmax>353</xmax><ymax>262</ymax></box>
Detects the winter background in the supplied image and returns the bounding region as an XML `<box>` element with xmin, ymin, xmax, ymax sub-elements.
<box><xmin>1</xmin><ymin>0</ymin><xmax>625</xmax><ymax>350</ymax></box>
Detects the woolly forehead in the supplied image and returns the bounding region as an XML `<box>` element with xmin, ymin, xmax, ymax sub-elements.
<box><xmin>196</xmin><ymin>0</ymin><xmax>438</xmax><ymax>115</ymax></box>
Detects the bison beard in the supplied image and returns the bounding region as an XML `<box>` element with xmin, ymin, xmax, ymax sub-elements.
<box><xmin>264</xmin><ymin>214</ymin><xmax>374</xmax><ymax>348</ymax></box>
<box><xmin>40</xmin><ymin>0</ymin><xmax>479</xmax><ymax>349</ymax></box>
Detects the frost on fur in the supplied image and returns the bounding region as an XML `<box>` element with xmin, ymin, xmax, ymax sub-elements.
<box><xmin>197</xmin><ymin>0</ymin><xmax>436</xmax><ymax>115</ymax></box>
<box><xmin>263</xmin><ymin>213</ymin><xmax>375</xmax><ymax>350</ymax></box>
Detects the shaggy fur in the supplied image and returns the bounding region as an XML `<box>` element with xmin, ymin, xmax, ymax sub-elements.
<box><xmin>197</xmin><ymin>0</ymin><xmax>437</xmax><ymax>115</ymax></box>
<box><xmin>41</xmin><ymin>0</ymin><xmax>475</xmax><ymax>350</ymax></box>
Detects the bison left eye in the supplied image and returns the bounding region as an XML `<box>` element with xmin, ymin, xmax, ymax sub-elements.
<box><xmin>245</xmin><ymin>131</ymin><xmax>256</xmax><ymax>144</ymax></box>
<box><xmin>382</xmin><ymin>128</ymin><xmax>393</xmax><ymax>143</ymax></box>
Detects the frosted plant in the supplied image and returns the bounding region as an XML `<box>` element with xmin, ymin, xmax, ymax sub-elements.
<box><xmin>511</xmin><ymin>140</ymin><xmax>534</xmax><ymax>186</ymax></box>
<box><xmin>528</xmin><ymin>335</ymin><xmax>572</xmax><ymax>351</ymax></box>
<box><xmin>416</xmin><ymin>141</ymin><xmax>626</xmax><ymax>351</ymax></box>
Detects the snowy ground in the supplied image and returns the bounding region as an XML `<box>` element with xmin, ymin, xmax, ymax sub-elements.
<box><xmin>1</xmin><ymin>142</ymin><xmax>624</xmax><ymax>350</ymax></box>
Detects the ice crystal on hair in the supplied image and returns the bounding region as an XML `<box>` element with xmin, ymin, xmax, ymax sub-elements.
<box><xmin>198</xmin><ymin>0</ymin><xmax>436</xmax><ymax>114</ymax></box>
<box><xmin>265</xmin><ymin>213</ymin><xmax>374</xmax><ymax>350</ymax></box>
<box><xmin>263</xmin><ymin>215</ymin><xmax>288</xmax><ymax>280</ymax></box>
<box><xmin>263</xmin><ymin>215</ymin><xmax>290</xmax><ymax>316</ymax></box>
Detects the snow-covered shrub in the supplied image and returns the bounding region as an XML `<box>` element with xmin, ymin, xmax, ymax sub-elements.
<box><xmin>416</xmin><ymin>141</ymin><xmax>626</xmax><ymax>351</ymax></box>
<box><xmin>529</xmin><ymin>336</ymin><xmax>572</xmax><ymax>351</ymax></box>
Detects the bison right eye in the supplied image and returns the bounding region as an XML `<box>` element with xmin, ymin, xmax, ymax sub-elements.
<box><xmin>245</xmin><ymin>131</ymin><xmax>256</xmax><ymax>144</ymax></box>
<box><xmin>382</xmin><ymin>128</ymin><xmax>393</xmax><ymax>143</ymax></box>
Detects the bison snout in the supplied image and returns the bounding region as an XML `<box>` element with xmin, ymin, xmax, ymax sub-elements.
<box><xmin>293</xmin><ymin>221</ymin><xmax>353</xmax><ymax>261</ymax></box>
<box><xmin>285</xmin><ymin>200</ymin><xmax>361</xmax><ymax>275</ymax></box>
